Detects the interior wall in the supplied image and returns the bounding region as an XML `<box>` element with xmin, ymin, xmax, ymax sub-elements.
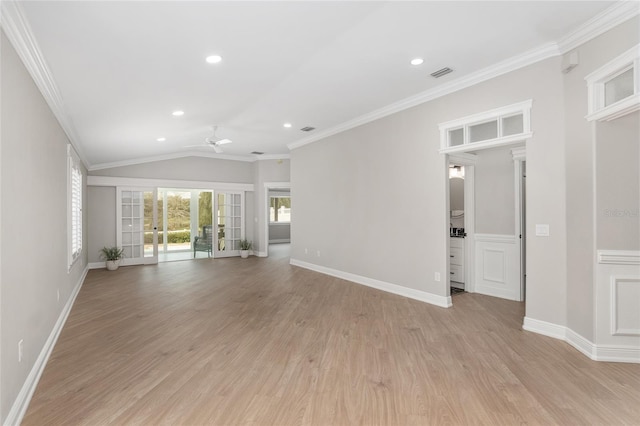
<box><xmin>562</xmin><ymin>16</ymin><xmax>639</xmax><ymax>340</ymax></box>
<box><xmin>268</xmin><ymin>189</ymin><xmax>291</xmax><ymax>243</ymax></box>
<box><xmin>89</xmin><ymin>156</ymin><xmax>254</xmax><ymax>183</ymax></box>
<box><xmin>595</xmin><ymin>111</ymin><xmax>640</xmax><ymax>250</ymax></box>
<box><xmin>474</xmin><ymin>146</ymin><xmax>516</xmax><ymax>235</ymax></box>
<box><xmin>0</xmin><ymin>31</ymin><xmax>88</xmax><ymax>423</ymax></box>
<box><xmin>292</xmin><ymin>54</ymin><xmax>567</xmax><ymax>317</ymax></box>
<box><xmin>252</xmin><ymin>159</ymin><xmax>291</xmax><ymax>254</ymax></box>
<box><xmin>87</xmin><ymin>186</ymin><xmax>116</xmax><ymax>263</ymax></box>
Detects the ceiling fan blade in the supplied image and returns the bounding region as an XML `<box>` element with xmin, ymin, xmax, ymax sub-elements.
<box><xmin>216</xmin><ymin>138</ymin><xmax>232</xmax><ymax>145</ymax></box>
<box><xmin>212</xmin><ymin>144</ymin><xmax>223</xmax><ymax>154</ymax></box>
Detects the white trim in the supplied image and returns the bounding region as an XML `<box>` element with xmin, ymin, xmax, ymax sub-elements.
<box><xmin>288</xmin><ymin>44</ymin><xmax>553</xmax><ymax>151</ymax></box>
<box><xmin>438</xmin><ymin>100</ymin><xmax>533</xmax><ymax>133</ymax></box>
<box><xmin>598</xmin><ymin>250</ymin><xmax>640</xmax><ymax>265</ymax></box>
<box><xmin>523</xmin><ymin>317</ymin><xmax>567</xmax><ymax>340</ymax></box>
<box><xmin>254</xmin><ymin>250</ymin><xmax>268</xmax><ymax>258</ymax></box>
<box><xmin>88</xmin><ymin>150</ymin><xmax>260</xmax><ymax>171</ymax></box>
<box><xmin>269</xmin><ymin>239</ymin><xmax>291</xmax><ymax>244</ymax></box>
<box><xmin>610</xmin><ymin>275</ymin><xmax>640</xmax><ymax>336</ymax></box>
<box><xmin>523</xmin><ymin>317</ymin><xmax>640</xmax><ymax>363</ymax></box>
<box><xmin>511</xmin><ymin>146</ymin><xmax>526</xmax><ymax>161</ymax></box>
<box><xmin>439</xmin><ymin>133</ymin><xmax>533</xmax><ymax>155</ymax></box>
<box><xmin>4</xmin><ymin>266</ymin><xmax>88</xmax><ymax>426</ymax></box>
<box><xmin>475</xmin><ymin>234</ymin><xmax>517</xmax><ymax>244</ymax></box>
<box><xmin>290</xmin><ymin>258</ymin><xmax>452</xmax><ymax>308</ymax></box>
<box><xmin>0</xmin><ymin>1</ymin><xmax>89</xmax><ymax>169</ymax></box>
<box><xmin>87</xmin><ymin>175</ymin><xmax>254</xmax><ymax>192</ymax></box>
<box><xmin>448</xmin><ymin>152</ymin><xmax>477</xmax><ymax>166</ymax></box>
<box><xmin>88</xmin><ymin>261</ymin><xmax>106</xmax><ymax>269</ymax></box>
<box><xmin>556</xmin><ymin>2</ymin><xmax>640</xmax><ymax>54</ymax></box>
<box><xmin>585</xmin><ymin>44</ymin><xmax>640</xmax><ymax>122</ymax></box>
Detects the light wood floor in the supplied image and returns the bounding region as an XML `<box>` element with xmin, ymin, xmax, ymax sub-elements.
<box><xmin>23</xmin><ymin>246</ymin><xmax>640</xmax><ymax>425</ymax></box>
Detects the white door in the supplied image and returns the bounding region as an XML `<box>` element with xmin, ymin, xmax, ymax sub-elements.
<box><xmin>214</xmin><ymin>191</ymin><xmax>243</xmax><ymax>258</ymax></box>
<box><xmin>117</xmin><ymin>187</ymin><xmax>158</xmax><ymax>265</ymax></box>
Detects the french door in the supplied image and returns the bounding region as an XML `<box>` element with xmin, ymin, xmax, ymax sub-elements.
<box><xmin>214</xmin><ymin>192</ymin><xmax>244</xmax><ymax>258</ymax></box>
<box><xmin>117</xmin><ymin>187</ymin><xmax>158</xmax><ymax>265</ymax></box>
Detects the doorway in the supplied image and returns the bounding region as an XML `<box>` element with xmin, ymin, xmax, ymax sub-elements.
<box><xmin>263</xmin><ymin>182</ymin><xmax>291</xmax><ymax>257</ymax></box>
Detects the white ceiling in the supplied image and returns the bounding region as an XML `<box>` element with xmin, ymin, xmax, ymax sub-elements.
<box><xmin>14</xmin><ymin>1</ymin><xmax>617</xmax><ymax>168</ymax></box>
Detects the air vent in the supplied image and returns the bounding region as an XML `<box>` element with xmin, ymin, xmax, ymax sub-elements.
<box><xmin>300</xmin><ymin>126</ymin><xmax>315</xmax><ymax>132</ymax></box>
<box><xmin>251</xmin><ymin>151</ymin><xmax>264</xmax><ymax>155</ymax></box>
<box><xmin>430</xmin><ymin>67</ymin><xmax>453</xmax><ymax>78</ymax></box>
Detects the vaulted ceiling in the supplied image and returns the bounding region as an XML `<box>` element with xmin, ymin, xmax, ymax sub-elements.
<box><xmin>5</xmin><ymin>1</ymin><xmax>623</xmax><ymax>169</ymax></box>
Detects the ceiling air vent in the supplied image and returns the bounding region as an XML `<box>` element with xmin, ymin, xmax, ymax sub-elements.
<box><xmin>251</xmin><ymin>151</ymin><xmax>264</xmax><ymax>155</ymax></box>
<box><xmin>430</xmin><ymin>67</ymin><xmax>453</xmax><ymax>78</ymax></box>
<box><xmin>300</xmin><ymin>126</ymin><xmax>315</xmax><ymax>132</ymax></box>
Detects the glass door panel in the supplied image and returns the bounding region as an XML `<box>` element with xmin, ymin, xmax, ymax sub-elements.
<box><xmin>117</xmin><ymin>188</ymin><xmax>157</xmax><ymax>265</ymax></box>
<box><xmin>214</xmin><ymin>192</ymin><xmax>243</xmax><ymax>257</ymax></box>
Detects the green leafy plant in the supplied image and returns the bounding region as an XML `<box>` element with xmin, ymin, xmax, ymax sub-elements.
<box><xmin>99</xmin><ymin>246</ymin><xmax>125</xmax><ymax>261</ymax></box>
<box><xmin>239</xmin><ymin>239</ymin><xmax>253</xmax><ymax>250</ymax></box>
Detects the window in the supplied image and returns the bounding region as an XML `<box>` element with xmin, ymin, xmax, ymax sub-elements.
<box><xmin>270</xmin><ymin>196</ymin><xmax>291</xmax><ymax>223</ymax></box>
<box><xmin>439</xmin><ymin>100</ymin><xmax>532</xmax><ymax>153</ymax></box>
<box><xmin>68</xmin><ymin>145</ymin><xmax>82</xmax><ymax>269</ymax></box>
<box><xmin>585</xmin><ymin>44</ymin><xmax>639</xmax><ymax>122</ymax></box>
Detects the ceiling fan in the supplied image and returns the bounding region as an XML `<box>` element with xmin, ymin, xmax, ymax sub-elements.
<box><xmin>184</xmin><ymin>125</ymin><xmax>232</xmax><ymax>153</ymax></box>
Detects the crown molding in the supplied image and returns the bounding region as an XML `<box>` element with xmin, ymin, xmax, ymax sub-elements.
<box><xmin>288</xmin><ymin>1</ymin><xmax>639</xmax><ymax>152</ymax></box>
<box><xmin>1</xmin><ymin>1</ymin><xmax>90</xmax><ymax>168</ymax></box>
<box><xmin>254</xmin><ymin>154</ymin><xmax>290</xmax><ymax>161</ymax></box>
<box><xmin>288</xmin><ymin>42</ymin><xmax>558</xmax><ymax>151</ymax></box>
<box><xmin>88</xmin><ymin>151</ymin><xmax>258</xmax><ymax>171</ymax></box>
<box><xmin>557</xmin><ymin>1</ymin><xmax>640</xmax><ymax>54</ymax></box>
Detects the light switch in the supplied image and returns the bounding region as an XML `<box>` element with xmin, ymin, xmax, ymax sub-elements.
<box><xmin>535</xmin><ymin>224</ymin><xmax>550</xmax><ymax>237</ymax></box>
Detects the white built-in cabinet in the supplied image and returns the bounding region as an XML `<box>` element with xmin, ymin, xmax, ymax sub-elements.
<box><xmin>450</xmin><ymin>237</ymin><xmax>465</xmax><ymax>287</ymax></box>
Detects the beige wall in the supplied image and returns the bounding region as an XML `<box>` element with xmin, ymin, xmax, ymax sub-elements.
<box><xmin>87</xmin><ymin>186</ymin><xmax>116</xmax><ymax>263</ymax></box>
<box><xmin>292</xmin><ymin>55</ymin><xmax>567</xmax><ymax>317</ymax></box>
<box><xmin>595</xmin><ymin>111</ymin><xmax>640</xmax><ymax>250</ymax></box>
<box><xmin>563</xmin><ymin>17</ymin><xmax>639</xmax><ymax>340</ymax></box>
<box><xmin>474</xmin><ymin>146</ymin><xmax>515</xmax><ymax>235</ymax></box>
<box><xmin>90</xmin><ymin>156</ymin><xmax>254</xmax><ymax>183</ymax></box>
<box><xmin>1</xmin><ymin>31</ymin><xmax>88</xmax><ymax>422</ymax></box>
<box><xmin>252</xmin><ymin>160</ymin><xmax>291</xmax><ymax>254</ymax></box>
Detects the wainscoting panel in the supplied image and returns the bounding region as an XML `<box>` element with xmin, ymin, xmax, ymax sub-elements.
<box><xmin>596</xmin><ymin>250</ymin><xmax>640</xmax><ymax>354</ymax></box>
<box><xmin>475</xmin><ymin>234</ymin><xmax>519</xmax><ymax>300</ymax></box>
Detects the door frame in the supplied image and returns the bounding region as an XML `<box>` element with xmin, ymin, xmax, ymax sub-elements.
<box><xmin>116</xmin><ymin>186</ymin><xmax>158</xmax><ymax>266</ymax></box>
<box><xmin>263</xmin><ymin>182</ymin><xmax>291</xmax><ymax>257</ymax></box>
<box><xmin>512</xmin><ymin>147</ymin><xmax>526</xmax><ymax>301</ymax></box>
<box><xmin>448</xmin><ymin>153</ymin><xmax>476</xmax><ymax>294</ymax></box>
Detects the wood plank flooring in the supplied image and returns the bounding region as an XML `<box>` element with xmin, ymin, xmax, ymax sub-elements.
<box><xmin>23</xmin><ymin>246</ymin><xmax>640</xmax><ymax>425</ymax></box>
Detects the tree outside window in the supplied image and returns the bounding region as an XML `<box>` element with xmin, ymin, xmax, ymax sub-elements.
<box><xmin>270</xmin><ymin>196</ymin><xmax>291</xmax><ymax>223</ymax></box>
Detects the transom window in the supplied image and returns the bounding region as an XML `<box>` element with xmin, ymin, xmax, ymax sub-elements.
<box><xmin>585</xmin><ymin>44</ymin><xmax>639</xmax><ymax>122</ymax></box>
<box><xmin>439</xmin><ymin>100</ymin><xmax>532</xmax><ymax>154</ymax></box>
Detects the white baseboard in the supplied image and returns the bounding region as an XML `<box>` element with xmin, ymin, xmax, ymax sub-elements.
<box><xmin>290</xmin><ymin>258</ymin><xmax>451</xmax><ymax>308</ymax></box>
<box><xmin>522</xmin><ymin>316</ymin><xmax>567</xmax><ymax>340</ymax></box>
<box><xmin>523</xmin><ymin>316</ymin><xmax>639</xmax><ymax>363</ymax></box>
<box><xmin>88</xmin><ymin>261</ymin><xmax>105</xmax><ymax>269</ymax></box>
<box><xmin>5</xmin><ymin>266</ymin><xmax>88</xmax><ymax>426</ymax></box>
<box><xmin>254</xmin><ymin>250</ymin><xmax>268</xmax><ymax>258</ymax></box>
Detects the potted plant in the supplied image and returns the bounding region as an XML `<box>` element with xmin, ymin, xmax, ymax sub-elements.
<box><xmin>100</xmin><ymin>246</ymin><xmax>125</xmax><ymax>270</ymax></box>
<box><xmin>239</xmin><ymin>239</ymin><xmax>252</xmax><ymax>259</ymax></box>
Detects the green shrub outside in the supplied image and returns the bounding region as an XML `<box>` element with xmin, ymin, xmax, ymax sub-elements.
<box><xmin>144</xmin><ymin>230</ymin><xmax>191</xmax><ymax>244</ymax></box>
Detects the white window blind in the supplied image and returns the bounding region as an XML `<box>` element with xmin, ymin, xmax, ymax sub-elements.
<box><xmin>68</xmin><ymin>144</ymin><xmax>83</xmax><ymax>269</ymax></box>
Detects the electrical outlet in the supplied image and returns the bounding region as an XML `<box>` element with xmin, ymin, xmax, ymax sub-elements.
<box><xmin>435</xmin><ymin>272</ymin><xmax>441</xmax><ymax>282</ymax></box>
<box><xmin>18</xmin><ymin>340</ymin><xmax>23</xmax><ymax>363</ymax></box>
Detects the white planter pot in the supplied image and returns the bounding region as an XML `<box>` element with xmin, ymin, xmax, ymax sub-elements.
<box><xmin>240</xmin><ymin>250</ymin><xmax>249</xmax><ymax>259</ymax></box>
<box><xmin>106</xmin><ymin>259</ymin><xmax>121</xmax><ymax>271</ymax></box>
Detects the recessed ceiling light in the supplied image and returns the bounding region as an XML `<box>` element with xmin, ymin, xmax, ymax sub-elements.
<box><xmin>156</xmin><ymin>137</ymin><xmax>166</xmax><ymax>142</ymax></box>
<box><xmin>283</xmin><ymin>123</ymin><xmax>292</xmax><ymax>128</ymax></box>
<box><xmin>411</xmin><ymin>58</ymin><xmax>424</xmax><ymax>66</ymax></box>
<box><xmin>172</xmin><ymin>110</ymin><xmax>184</xmax><ymax>116</ymax></box>
<box><xmin>205</xmin><ymin>55</ymin><xmax>222</xmax><ymax>64</ymax></box>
